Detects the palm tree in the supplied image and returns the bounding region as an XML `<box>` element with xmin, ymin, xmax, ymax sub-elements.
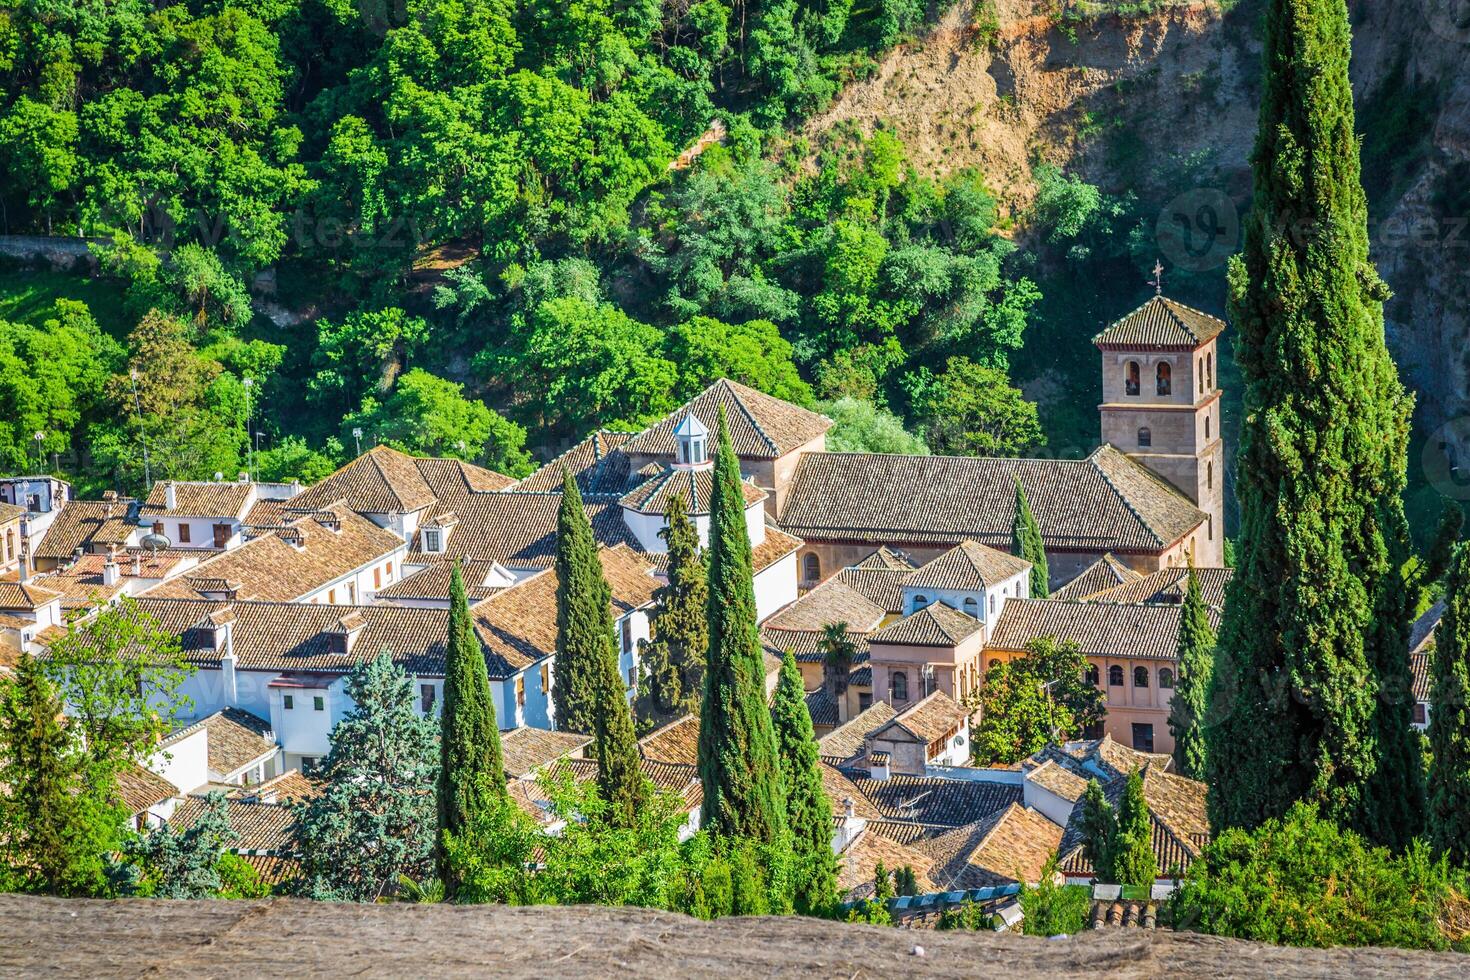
<box><xmin>820</xmin><ymin>621</ymin><xmax>856</xmax><ymax>698</ymax></box>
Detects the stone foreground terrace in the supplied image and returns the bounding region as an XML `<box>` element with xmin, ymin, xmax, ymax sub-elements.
<box><xmin>0</xmin><ymin>895</ymin><xmax>1464</xmax><ymax>978</ymax></box>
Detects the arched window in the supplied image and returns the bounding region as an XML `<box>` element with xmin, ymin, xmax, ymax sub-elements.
<box><xmin>1207</xmin><ymin>461</ymin><xmax>1213</xmax><ymax>490</ymax></box>
<box><xmin>1085</xmin><ymin>665</ymin><xmax>1100</xmax><ymax>686</ymax></box>
<box><xmin>891</xmin><ymin>671</ymin><xmax>909</xmax><ymax>701</ymax></box>
<box><xmin>1205</xmin><ymin>414</ymin><xmax>1211</xmax><ymax>440</ymax></box>
<box><xmin>1198</xmin><ymin>358</ymin><xmax>1204</xmax><ymax>394</ymax></box>
<box><xmin>1108</xmin><ymin>665</ymin><xmax>1124</xmax><ymax>686</ymax></box>
<box><xmin>1125</xmin><ymin>361</ymin><xmax>1141</xmax><ymax>396</ymax></box>
<box><xmin>913</xmin><ymin>594</ymin><xmax>928</xmax><ymax>609</ymax></box>
<box><xmin>1207</xmin><ymin>352</ymin><xmax>1214</xmax><ymax>389</ymax></box>
<box><xmin>1134</xmin><ymin>666</ymin><xmax>1149</xmax><ymax>688</ymax></box>
<box><xmin>989</xmin><ymin>594</ymin><xmax>996</xmax><ymax>615</ymax></box>
<box><xmin>1159</xmin><ymin>668</ymin><xmax>1175</xmax><ymax>689</ymax></box>
<box><xmin>963</xmin><ymin>596</ymin><xmax>978</xmax><ymax>617</ymax></box>
<box><xmin>1137</xmin><ymin>427</ymin><xmax>1152</xmax><ymax>448</ymax></box>
<box><xmin>1156</xmin><ymin>362</ymin><xmax>1172</xmax><ymax>396</ymax></box>
<box><xmin>802</xmin><ymin>553</ymin><xmax>820</xmax><ymax>582</ymax></box>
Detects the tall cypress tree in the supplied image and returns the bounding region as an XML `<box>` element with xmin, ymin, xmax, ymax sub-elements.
<box><xmin>698</xmin><ymin>408</ymin><xmax>788</xmax><ymax>842</ymax></box>
<box><xmin>1168</xmin><ymin>567</ymin><xmax>1216</xmax><ymax>780</ymax></box>
<box><xmin>590</xmin><ymin>589</ymin><xmax>649</xmax><ymax>828</ymax></box>
<box><xmin>1429</xmin><ymin>545</ymin><xmax>1470</xmax><ymax>864</ymax></box>
<box><xmin>437</xmin><ymin>562</ymin><xmax>504</xmax><ymax>890</ymax></box>
<box><xmin>1206</xmin><ymin>0</ymin><xmax>1413</xmax><ymax>835</ymax></box>
<box><xmin>635</xmin><ymin>494</ymin><xmax>708</xmax><ymax>728</ymax></box>
<box><xmin>1111</xmin><ymin>769</ymin><xmax>1158</xmax><ymax>889</ymax></box>
<box><xmin>1012</xmin><ymin>477</ymin><xmax>1049</xmax><ymax>598</ymax></box>
<box><xmin>771</xmin><ymin>651</ymin><xmax>836</xmax><ymax>914</ymax></box>
<box><xmin>552</xmin><ymin>468</ymin><xmax>608</xmax><ymax>735</ymax></box>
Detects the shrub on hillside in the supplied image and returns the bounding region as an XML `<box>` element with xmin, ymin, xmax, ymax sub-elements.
<box><xmin>1170</xmin><ymin>803</ymin><xmax>1470</xmax><ymax>951</ymax></box>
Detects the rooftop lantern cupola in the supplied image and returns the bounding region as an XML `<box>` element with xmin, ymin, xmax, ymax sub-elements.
<box><xmin>674</xmin><ymin>413</ymin><xmax>711</xmax><ymax>470</ymax></box>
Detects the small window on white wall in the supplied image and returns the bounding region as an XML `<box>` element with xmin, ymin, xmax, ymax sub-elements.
<box><xmin>423</xmin><ymin>528</ymin><xmax>442</xmax><ymax>553</ymax></box>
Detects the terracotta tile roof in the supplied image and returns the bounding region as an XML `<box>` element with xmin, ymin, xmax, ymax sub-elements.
<box><xmin>818</xmin><ymin>701</ymin><xmax>898</xmax><ymax>764</ymax></box>
<box><xmin>289</xmin><ymin>445</ymin><xmax>439</xmax><ymax>514</ymax></box>
<box><xmin>869</xmin><ymin>603</ymin><xmax>982</xmax><ymax>648</ymax></box>
<box><xmin>374</xmin><ymin>560</ymin><xmax>509</xmax><ymax>602</ymax></box>
<box><xmin>838</xmin><ymin>770</ymin><xmax>1022</xmax><ymax>827</ymax></box>
<box><xmin>914</xmin><ymin>803</ymin><xmax>1063</xmax><ymax>888</ymax></box>
<box><xmin>619</xmin><ymin>467</ymin><xmax>765</xmax><ymax>515</ymax></box>
<box><xmin>515</xmin><ymin>430</ymin><xmax>639</xmax><ymax>496</ymax></box>
<box><xmin>759</xmin><ymin>628</ymin><xmax>871</xmax><ymax>671</ymax></box>
<box><xmin>838</xmin><ymin>828</ymin><xmax>937</xmax><ymax>899</ymax></box>
<box><xmin>141</xmin><ymin>481</ymin><xmax>254</xmax><ymax>519</ymax></box>
<box><xmin>836</xmin><ymin>568</ymin><xmax>911</xmax><ymax>614</ymax></box>
<box><xmin>1411</xmin><ymin>600</ymin><xmax>1444</xmax><ymax>656</ymax></box>
<box><xmin>805</xmin><ymin>689</ymin><xmax>839</xmax><ymax>728</ymax></box>
<box><xmin>1090</xmin><ymin>899</ymin><xmax>1162</xmax><ymax>929</ymax></box>
<box><xmin>412</xmin><ymin>456</ymin><xmax>517</xmax><ymax>496</ymax></box>
<box><xmin>1084</xmin><ymin>566</ymin><xmax>1233</xmax><ymax>608</ymax></box>
<box><xmin>237</xmin><ymin>853</ymin><xmax>301</xmax><ymax>886</ymax></box>
<box><xmin>873</xmin><ymin>691</ymin><xmax>970</xmax><ymax>744</ymax></box>
<box><xmin>164</xmin><ymin>708</ymin><xmax>276</xmax><ymax>777</ymax></box>
<box><xmin>1024</xmin><ymin>759</ymin><xmax>1089</xmax><ymax>804</ymax></box>
<box><xmin>764</xmin><ymin>577</ymin><xmax>887</xmax><ymax>632</ymax></box>
<box><xmin>142</xmin><ymin>504</ymin><xmax>403</xmax><ymax>602</ymax></box>
<box><xmin>907</xmin><ymin>541</ymin><xmax>1031</xmax><ymax>592</ymax></box>
<box><xmin>854</xmin><ymin>546</ymin><xmax>917</xmax><ymax>570</ymax></box>
<box><xmin>988</xmin><ymin>598</ymin><xmax>1220</xmax><ymax>660</ymax></box>
<box><xmin>1047</xmin><ymin>744</ymin><xmax>1207</xmax><ymax>879</ymax></box>
<box><xmin>469</xmin><ymin>545</ymin><xmax>659</xmax><ymax>677</ymax></box>
<box><xmin>1411</xmin><ymin>651</ymin><xmax>1431</xmax><ymax>702</ymax></box>
<box><xmin>172</xmin><ymin>796</ymin><xmax>296</xmax><ymax>852</ymax></box>
<box><xmin>0</xmin><ymin>581</ymin><xmax>61</xmax><ymax>610</ymax></box>
<box><xmin>1050</xmin><ymin>554</ymin><xmax>1142</xmax><ymax>602</ymax></box>
<box><xmin>1093</xmin><ymin>295</ymin><xmax>1227</xmax><ymax>349</ymax></box>
<box><xmin>501</xmin><ymin>727</ymin><xmax>593</xmax><ymax>778</ymax></box>
<box><xmin>865</xmin><ymin>818</ymin><xmax>950</xmax><ymax>846</ymax></box>
<box><xmin>751</xmin><ymin>526</ymin><xmax>803</xmax><ymax>575</ymax></box>
<box><xmin>231</xmin><ymin>769</ymin><xmax>321</xmax><ymax>805</ymax></box>
<box><xmin>28</xmin><ymin>553</ymin><xmax>190</xmax><ymax>613</ymax></box>
<box><xmin>622</xmin><ymin>379</ymin><xmax>831</xmax><ymax>460</ymax></box>
<box><xmin>33</xmin><ymin>499</ymin><xmax>138</xmax><ymax>560</ymax></box>
<box><xmin>117</xmin><ymin>764</ymin><xmax>177</xmax><ymax>813</ymax></box>
<box><xmin>779</xmin><ymin>447</ymin><xmax>1204</xmax><ymax>553</ymax></box>
<box><xmin>135</xmin><ymin>597</ymin><xmax>452</xmax><ymax>675</ymax></box>
<box><xmin>639</xmin><ymin>714</ymin><xmax>700</xmax><ymax>766</ymax></box>
<box><xmin>404</xmin><ymin>492</ymin><xmax>634</xmax><ymax>568</ymax></box>
<box><xmin>821</xmin><ymin>763</ymin><xmax>884</xmax><ymax>820</ymax></box>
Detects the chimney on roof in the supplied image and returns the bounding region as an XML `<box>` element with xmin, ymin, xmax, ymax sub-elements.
<box><xmin>869</xmin><ymin>751</ymin><xmax>891</xmax><ymax>782</ymax></box>
<box><xmin>329</xmin><ymin>612</ymin><xmax>366</xmax><ymax>655</ymax></box>
<box><xmin>132</xmin><ymin>554</ymin><xmax>143</xmax><ymax>576</ymax></box>
<box><xmin>102</xmin><ymin>556</ymin><xmax>121</xmax><ymax>587</ymax></box>
<box><xmin>212</xmin><ymin>608</ymin><xmax>238</xmax><ymax>706</ymax></box>
<box><xmin>164</xmin><ymin>482</ymin><xmax>177</xmax><ymax>510</ymax></box>
<box><xmin>102</xmin><ymin>490</ymin><xmax>118</xmax><ymax>503</ymax></box>
<box><xmin>238</xmin><ymin>471</ymin><xmax>249</xmax><ymax>483</ymax></box>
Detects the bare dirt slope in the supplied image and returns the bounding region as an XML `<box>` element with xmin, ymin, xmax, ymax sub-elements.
<box><xmin>1</xmin><ymin>894</ymin><xmax>1466</xmax><ymax>978</ymax></box>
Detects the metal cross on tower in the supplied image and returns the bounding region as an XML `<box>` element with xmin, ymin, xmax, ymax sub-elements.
<box><xmin>1151</xmin><ymin>259</ymin><xmax>1165</xmax><ymax>295</ymax></box>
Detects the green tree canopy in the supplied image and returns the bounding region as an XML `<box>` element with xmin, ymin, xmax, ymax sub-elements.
<box><xmin>296</xmin><ymin>651</ymin><xmax>439</xmax><ymax>902</ymax></box>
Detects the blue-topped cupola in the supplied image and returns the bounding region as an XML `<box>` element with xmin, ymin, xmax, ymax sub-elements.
<box><xmin>673</xmin><ymin>413</ymin><xmax>711</xmax><ymax>470</ymax></box>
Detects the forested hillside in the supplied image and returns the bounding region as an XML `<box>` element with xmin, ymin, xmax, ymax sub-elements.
<box><xmin>1</xmin><ymin>0</ymin><xmax>1465</xmax><ymax>546</ymax></box>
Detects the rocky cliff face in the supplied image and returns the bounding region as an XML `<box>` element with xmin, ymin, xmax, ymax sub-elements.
<box><xmin>809</xmin><ymin>0</ymin><xmax>1470</xmax><ymax>484</ymax></box>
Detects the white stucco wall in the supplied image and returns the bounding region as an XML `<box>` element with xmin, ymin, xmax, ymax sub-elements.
<box><xmin>754</xmin><ymin>550</ymin><xmax>799</xmax><ymax>624</ymax></box>
<box><xmin>146</xmin><ymin>726</ymin><xmax>210</xmax><ymax>795</ymax></box>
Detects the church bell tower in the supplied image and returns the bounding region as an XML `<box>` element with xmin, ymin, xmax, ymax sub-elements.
<box><xmin>1094</xmin><ymin>290</ymin><xmax>1226</xmax><ymax>566</ymax></box>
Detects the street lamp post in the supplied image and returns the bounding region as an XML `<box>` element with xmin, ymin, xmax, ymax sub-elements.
<box><xmin>242</xmin><ymin>377</ymin><xmax>254</xmax><ymax>482</ymax></box>
<box><xmin>352</xmin><ymin>427</ymin><xmax>363</xmax><ymax>456</ymax></box>
<box><xmin>128</xmin><ymin>368</ymin><xmax>152</xmax><ymax>490</ymax></box>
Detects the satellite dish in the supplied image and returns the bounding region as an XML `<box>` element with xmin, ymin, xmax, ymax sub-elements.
<box><xmin>141</xmin><ymin>532</ymin><xmax>172</xmax><ymax>553</ymax></box>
